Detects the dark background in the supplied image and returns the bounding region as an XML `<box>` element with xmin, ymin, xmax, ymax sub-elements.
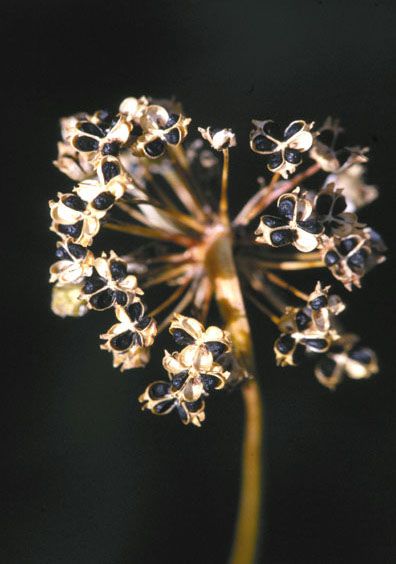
<box><xmin>3</xmin><ymin>1</ymin><xmax>396</xmax><ymax>562</ymax></box>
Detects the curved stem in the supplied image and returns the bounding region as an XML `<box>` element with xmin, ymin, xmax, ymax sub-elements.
<box><xmin>205</xmin><ymin>228</ymin><xmax>263</xmax><ymax>564</ymax></box>
<box><xmin>231</xmin><ymin>380</ymin><xmax>263</xmax><ymax>564</ymax></box>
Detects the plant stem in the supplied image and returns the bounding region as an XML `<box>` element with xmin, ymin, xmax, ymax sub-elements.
<box><xmin>205</xmin><ymin>228</ymin><xmax>262</xmax><ymax>564</ymax></box>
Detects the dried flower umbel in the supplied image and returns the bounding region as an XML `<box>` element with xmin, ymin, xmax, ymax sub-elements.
<box><xmin>48</xmin><ymin>100</ymin><xmax>386</xmax><ymax>563</ymax></box>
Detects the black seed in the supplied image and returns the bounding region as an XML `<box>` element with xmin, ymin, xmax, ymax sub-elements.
<box><xmin>154</xmin><ymin>400</ymin><xmax>174</xmax><ymax>414</ymax></box>
<box><xmin>284</xmin><ymin>148</ymin><xmax>302</xmax><ymax>164</ymax></box>
<box><xmin>93</xmin><ymin>191</ymin><xmax>115</xmax><ymax>211</ymax></box>
<box><xmin>318</xmin><ymin>357</ymin><xmax>337</xmax><ymax>378</ymax></box>
<box><xmin>267</xmin><ymin>151</ymin><xmax>283</xmax><ymax>169</ymax></box>
<box><xmin>205</xmin><ymin>341</ymin><xmax>227</xmax><ymax>359</ymax></box>
<box><xmin>253</xmin><ymin>135</ymin><xmax>276</xmax><ymax>152</ymax></box>
<box><xmin>110</xmin><ymin>330</ymin><xmax>133</xmax><ymax>351</ymax></box>
<box><xmin>186</xmin><ymin>399</ymin><xmax>203</xmax><ymax>412</ymax></box>
<box><xmin>297</xmin><ymin>218</ymin><xmax>323</xmax><ymax>234</ymax></box>
<box><xmin>296</xmin><ymin>310</ymin><xmax>312</xmax><ymax>332</ymax></box>
<box><xmin>292</xmin><ymin>344</ymin><xmax>306</xmax><ymax>365</ymax></box>
<box><xmin>171</xmin><ymin>371</ymin><xmax>189</xmax><ymax>390</ymax></box>
<box><xmin>63</xmin><ymin>195</ymin><xmax>86</xmax><ymax>211</ymax></box>
<box><xmin>96</xmin><ymin>110</ymin><xmax>118</xmax><ymax>129</ymax></box>
<box><xmin>278</xmin><ymin>198</ymin><xmax>295</xmax><ymax>220</ymax></box>
<box><xmin>90</xmin><ymin>288</ymin><xmax>114</xmax><ymax>310</ymax></box>
<box><xmin>115</xmin><ymin>291</ymin><xmax>127</xmax><ymax>306</ymax></box>
<box><xmin>201</xmin><ymin>374</ymin><xmax>221</xmax><ymax>392</ymax></box>
<box><xmin>164</xmin><ymin>113</ymin><xmax>179</xmax><ymax>128</ymax></box>
<box><xmin>127</xmin><ymin>300</ymin><xmax>144</xmax><ymax>321</ymax></box>
<box><xmin>176</xmin><ymin>404</ymin><xmax>188</xmax><ymax>422</ymax></box>
<box><xmin>164</xmin><ymin>128</ymin><xmax>180</xmax><ymax>145</ymax></box>
<box><xmin>276</xmin><ymin>334</ymin><xmax>295</xmax><ymax>354</ymax></box>
<box><xmin>309</xmin><ymin>295</ymin><xmax>328</xmax><ymax>310</ymax></box>
<box><xmin>171</xmin><ymin>329</ymin><xmax>195</xmax><ymax>346</ymax></box>
<box><xmin>58</xmin><ymin>221</ymin><xmax>83</xmax><ymax>239</ymax></box>
<box><xmin>68</xmin><ymin>243</ymin><xmax>87</xmax><ymax>259</ymax></box>
<box><xmin>55</xmin><ymin>247</ymin><xmax>70</xmax><ymax>260</ymax></box>
<box><xmin>110</xmin><ymin>260</ymin><xmax>127</xmax><ymax>280</ymax></box>
<box><xmin>137</xmin><ymin>316</ymin><xmax>151</xmax><ymax>330</ymax></box>
<box><xmin>102</xmin><ymin>142</ymin><xmax>120</xmax><ymax>156</ymax></box>
<box><xmin>75</xmin><ymin>136</ymin><xmax>99</xmax><ymax>152</ymax></box>
<box><xmin>270</xmin><ymin>228</ymin><xmax>296</xmax><ymax>246</ymax></box>
<box><xmin>302</xmin><ymin>338</ymin><xmax>328</xmax><ymax>352</ymax></box>
<box><xmin>263</xmin><ymin>215</ymin><xmax>288</xmax><ymax>228</ymax></box>
<box><xmin>149</xmin><ymin>382</ymin><xmax>171</xmax><ymax>399</ymax></box>
<box><xmin>132</xmin><ymin>333</ymin><xmax>143</xmax><ymax>346</ymax></box>
<box><xmin>349</xmin><ymin>346</ymin><xmax>373</xmax><ymax>364</ymax></box>
<box><xmin>339</xmin><ymin>236</ymin><xmax>358</xmax><ymax>255</ymax></box>
<box><xmin>325</xmin><ymin>250</ymin><xmax>339</xmax><ymax>266</ymax></box>
<box><xmin>263</xmin><ymin>121</ymin><xmax>281</xmax><ymax>138</ymax></box>
<box><xmin>77</xmin><ymin>122</ymin><xmax>105</xmax><ymax>137</ymax></box>
<box><xmin>101</xmin><ymin>160</ymin><xmax>120</xmax><ymax>183</ymax></box>
<box><xmin>83</xmin><ymin>274</ymin><xmax>106</xmax><ymax>294</ymax></box>
<box><xmin>132</xmin><ymin>123</ymin><xmax>143</xmax><ymax>137</ymax></box>
<box><xmin>283</xmin><ymin>121</ymin><xmax>303</xmax><ymax>140</ymax></box>
<box><xmin>316</xmin><ymin>194</ymin><xmax>333</xmax><ymax>216</ymax></box>
<box><xmin>333</xmin><ymin>195</ymin><xmax>347</xmax><ymax>215</ymax></box>
<box><xmin>347</xmin><ymin>249</ymin><xmax>368</xmax><ymax>272</ymax></box>
<box><xmin>145</xmin><ymin>138</ymin><xmax>165</xmax><ymax>158</ymax></box>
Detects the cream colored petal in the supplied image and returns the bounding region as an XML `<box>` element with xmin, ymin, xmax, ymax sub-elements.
<box><xmin>106</xmin><ymin>118</ymin><xmax>131</xmax><ymax>143</ymax></box>
<box><xmin>94</xmin><ymin>257</ymin><xmax>111</xmax><ymax>279</ymax></box>
<box><xmin>294</xmin><ymin>229</ymin><xmax>319</xmax><ymax>253</ymax></box>
<box><xmin>119</xmin><ymin>275</ymin><xmax>139</xmax><ymax>292</ymax></box>
<box><xmin>182</xmin><ymin>377</ymin><xmax>204</xmax><ymax>402</ymax></box>
<box><xmin>162</xmin><ymin>350</ymin><xmax>186</xmax><ymax>375</ymax></box>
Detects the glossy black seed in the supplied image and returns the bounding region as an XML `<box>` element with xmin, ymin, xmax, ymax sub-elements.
<box><xmin>302</xmin><ymin>338</ymin><xmax>328</xmax><ymax>352</ymax></box>
<box><xmin>145</xmin><ymin>139</ymin><xmax>165</xmax><ymax>158</ymax></box>
<box><xmin>96</xmin><ymin>110</ymin><xmax>118</xmax><ymax>129</ymax></box>
<box><xmin>102</xmin><ymin>142</ymin><xmax>120</xmax><ymax>156</ymax></box>
<box><xmin>154</xmin><ymin>400</ymin><xmax>175</xmax><ymax>414</ymax></box>
<box><xmin>267</xmin><ymin>151</ymin><xmax>283</xmax><ymax>169</ymax></box>
<box><xmin>127</xmin><ymin>300</ymin><xmax>144</xmax><ymax>321</ymax></box>
<box><xmin>253</xmin><ymin>135</ymin><xmax>276</xmax><ymax>152</ymax></box>
<box><xmin>83</xmin><ymin>274</ymin><xmax>106</xmax><ymax>294</ymax></box>
<box><xmin>115</xmin><ymin>291</ymin><xmax>127</xmax><ymax>306</ymax></box>
<box><xmin>92</xmin><ymin>191</ymin><xmax>115</xmax><ymax>211</ymax></box>
<box><xmin>205</xmin><ymin>341</ymin><xmax>227</xmax><ymax>359</ymax></box>
<box><xmin>68</xmin><ymin>243</ymin><xmax>87</xmax><ymax>259</ymax></box>
<box><xmin>137</xmin><ymin>316</ymin><xmax>151</xmax><ymax>330</ymax></box>
<box><xmin>270</xmin><ymin>228</ymin><xmax>296</xmax><ymax>246</ymax></box>
<box><xmin>55</xmin><ymin>247</ymin><xmax>70</xmax><ymax>260</ymax></box>
<box><xmin>63</xmin><ymin>195</ymin><xmax>86</xmax><ymax>211</ymax></box>
<box><xmin>110</xmin><ymin>330</ymin><xmax>133</xmax><ymax>351</ymax></box>
<box><xmin>339</xmin><ymin>236</ymin><xmax>358</xmax><ymax>255</ymax></box>
<box><xmin>186</xmin><ymin>399</ymin><xmax>203</xmax><ymax>413</ymax></box>
<box><xmin>75</xmin><ymin>136</ymin><xmax>99</xmax><ymax>152</ymax></box>
<box><xmin>296</xmin><ymin>310</ymin><xmax>311</xmax><ymax>332</ymax></box>
<box><xmin>318</xmin><ymin>357</ymin><xmax>337</xmax><ymax>378</ymax></box>
<box><xmin>171</xmin><ymin>329</ymin><xmax>195</xmax><ymax>346</ymax></box>
<box><xmin>110</xmin><ymin>260</ymin><xmax>127</xmax><ymax>280</ymax></box>
<box><xmin>58</xmin><ymin>221</ymin><xmax>83</xmax><ymax>238</ymax></box>
<box><xmin>263</xmin><ymin>215</ymin><xmax>288</xmax><ymax>228</ymax></box>
<box><xmin>171</xmin><ymin>371</ymin><xmax>189</xmax><ymax>390</ymax></box>
<box><xmin>164</xmin><ymin>113</ymin><xmax>179</xmax><ymax>128</ymax></box>
<box><xmin>132</xmin><ymin>333</ymin><xmax>143</xmax><ymax>346</ymax></box>
<box><xmin>77</xmin><ymin>122</ymin><xmax>105</xmax><ymax>137</ymax></box>
<box><xmin>292</xmin><ymin>344</ymin><xmax>306</xmax><ymax>365</ymax></box>
<box><xmin>316</xmin><ymin>194</ymin><xmax>333</xmax><ymax>215</ymax></box>
<box><xmin>164</xmin><ymin>128</ymin><xmax>180</xmax><ymax>145</ymax></box>
<box><xmin>333</xmin><ymin>195</ymin><xmax>347</xmax><ymax>215</ymax></box>
<box><xmin>101</xmin><ymin>160</ymin><xmax>120</xmax><ymax>183</ymax></box>
<box><xmin>283</xmin><ymin>121</ymin><xmax>303</xmax><ymax>139</ymax></box>
<box><xmin>309</xmin><ymin>295</ymin><xmax>328</xmax><ymax>310</ymax></box>
<box><xmin>276</xmin><ymin>334</ymin><xmax>295</xmax><ymax>354</ymax></box>
<box><xmin>284</xmin><ymin>148</ymin><xmax>302</xmax><ymax>164</ymax></box>
<box><xmin>149</xmin><ymin>382</ymin><xmax>171</xmax><ymax>399</ymax></box>
<box><xmin>132</xmin><ymin>123</ymin><xmax>143</xmax><ymax>137</ymax></box>
<box><xmin>90</xmin><ymin>288</ymin><xmax>114</xmax><ymax>310</ymax></box>
<box><xmin>278</xmin><ymin>198</ymin><xmax>295</xmax><ymax>220</ymax></box>
<box><xmin>325</xmin><ymin>250</ymin><xmax>340</xmax><ymax>266</ymax></box>
<box><xmin>349</xmin><ymin>346</ymin><xmax>373</xmax><ymax>364</ymax></box>
<box><xmin>263</xmin><ymin>121</ymin><xmax>281</xmax><ymax>138</ymax></box>
<box><xmin>201</xmin><ymin>374</ymin><xmax>220</xmax><ymax>392</ymax></box>
<box><xmin>347</xmin><ymin>249</ymin><xmax>368</xmax><ymax>272</ymax></box>
<box><xmin>176</xmin><ymin>404</ymin><xmax>188</xmax><ymax>422</ymax></box>
<box><xmin>297</xmin><ymin>218</ymin><xmax>323</xmax><ymax>234</ymax></box>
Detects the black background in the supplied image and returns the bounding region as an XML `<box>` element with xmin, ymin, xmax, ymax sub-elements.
<box><xmin>3</xmin><ymin>1</ymin><xmax>396</xmax><ymax>562</ymax></box>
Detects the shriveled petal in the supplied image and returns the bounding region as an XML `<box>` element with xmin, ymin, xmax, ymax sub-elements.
<box><xmin>294</xmin><ymin>229</ymin><xmax>320</xmax><ymax>252</ymax></box>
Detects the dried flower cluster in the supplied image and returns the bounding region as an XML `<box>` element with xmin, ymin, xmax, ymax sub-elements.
<box><xmin>49</xmin><ymin>95</ymin><xmax>385</xmax><ymax>426</ymax></box>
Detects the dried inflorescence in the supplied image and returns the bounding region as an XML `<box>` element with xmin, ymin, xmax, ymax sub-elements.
<box><xmin>48</xmin><ymin>95</ymin><xmax>385</xmax><ymax>426</ymax></box>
